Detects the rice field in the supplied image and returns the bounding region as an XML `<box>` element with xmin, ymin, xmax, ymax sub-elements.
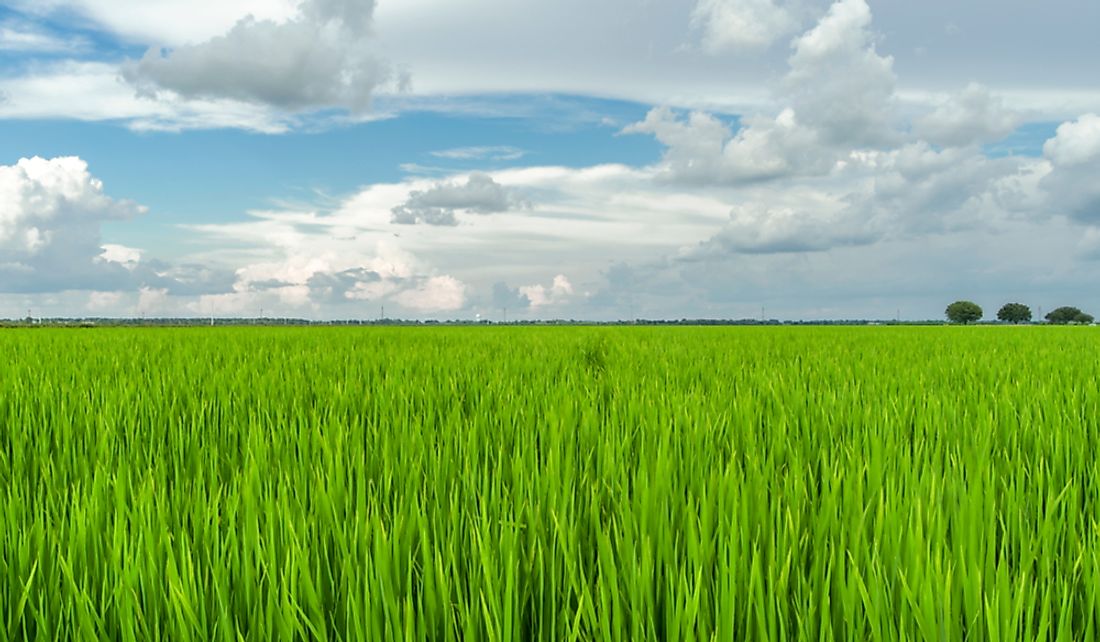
<box><xmin>2</xmin><ymin>326</ymin><xmax>1099</xmax><ymax>641</ymax></box>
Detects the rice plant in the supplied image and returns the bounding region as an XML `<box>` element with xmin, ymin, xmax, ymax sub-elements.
<box><xmin>1</xmin><ymin>326</ymin><xmax>1099</xmax><ymax>641</ymax></box>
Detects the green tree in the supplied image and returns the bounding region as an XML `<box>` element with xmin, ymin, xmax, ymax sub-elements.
<box><xmin>946</xmin><ymin>300</ymin><xmax>983</xmax><ymax>324</ymax></box>
<box><xmin>996</xmin><ymin>302</ymin><xmax>1032</xmax><ymax>324</ymax></box>
<box><xmin>1045</xmin><ymin>306</ymin><xmax>1094</xmax><ymax>324</ymax></box>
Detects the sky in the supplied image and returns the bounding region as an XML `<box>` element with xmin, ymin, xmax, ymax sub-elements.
<box><xmin>2</xmin><ymin>0</ymin><xmax>1100</xmax><ymax>321</ymax></box>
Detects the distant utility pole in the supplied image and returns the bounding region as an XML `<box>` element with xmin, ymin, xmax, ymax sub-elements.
<box><xmin>381</xmin><ymin>305</ymin><xmax>385</xmax><ymax>321</ymax></box>
<box><xmin>502</xmin><ymin>307</ymin><xmax>507</xmax><ymax>323</ymax></box>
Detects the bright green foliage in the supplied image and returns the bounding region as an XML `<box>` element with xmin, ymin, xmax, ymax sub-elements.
<box><xmin>3</xmin><ymin>326</ymin><xmax>1100</xmax><ymax>641</ymax></box>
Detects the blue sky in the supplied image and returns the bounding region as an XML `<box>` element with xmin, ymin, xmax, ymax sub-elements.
<box><xmin>2</xmin><ymin>0</ymin><xmax>1100</xmax><ymax>320</ymax></box>
<box><xmin>0</xmin><ymin>98</ymin><xmax>662</xmax><ymax>254</ymax></box>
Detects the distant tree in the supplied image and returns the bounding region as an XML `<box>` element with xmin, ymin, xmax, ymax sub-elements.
<box><xmin>1045</xmin><ymin>306</ymin><xmax>1094</xmax><ymax>324</ymax></box>
<box><xmin>996</xmin><ymin>302</ymin><xmax>1032</xmax><ymax>324</ymax></box>
<box><xmin>946</xmin><ymin>300</ymin><xmax>983</xmax><ymax>324</ymax></box>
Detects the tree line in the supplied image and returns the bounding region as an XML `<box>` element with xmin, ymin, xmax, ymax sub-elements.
<box><xmin>945</xmin><ymin>301</ymin><xmax>1094</xmax><ymax>325</ymax></box>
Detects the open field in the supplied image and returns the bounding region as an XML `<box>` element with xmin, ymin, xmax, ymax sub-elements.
<box><xmin>2</xmin><ymin>326</ymin><xmax>1099</xmax><ymax>641</ymax></box>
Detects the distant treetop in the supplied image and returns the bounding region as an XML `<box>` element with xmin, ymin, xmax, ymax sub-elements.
<box><xmin>1046</xmin><ymin>306</ymin><xmax>1094</xmax><ymax>325</ymax></box>
<box><xmin>997</xmin><ymin>303</ymin><xmax>1032</xmax><ymax>324</ymax></box>
<box><xmin>946</xmin><ymin>301</ymin><xmax>983</xmax><ymax>324</ymax></box>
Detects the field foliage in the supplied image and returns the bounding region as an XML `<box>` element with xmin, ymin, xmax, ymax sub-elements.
<box><xmin>1</xmin><ymin>326</ymin><xmax>1099</xmax><ymax>641</ymax></box>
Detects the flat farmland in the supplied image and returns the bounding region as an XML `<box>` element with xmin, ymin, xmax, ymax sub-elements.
<box><xmin>2</xmin><ymin>326</ymin><xmax>1099</xmax><ymax>641</ymax></box>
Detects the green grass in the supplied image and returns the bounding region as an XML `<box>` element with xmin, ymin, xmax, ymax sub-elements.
<box><xmin>1</xmin><ymin>326</ymin><xmax>1099</xmax><ymax>641</ymax></box>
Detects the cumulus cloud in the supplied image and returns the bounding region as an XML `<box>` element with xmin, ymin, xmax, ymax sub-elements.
<box><xmin>783</xmin><ymin>0</ymin><xmax>897</xmax><ymax>147</ymax></box>
<box><xmin>0</xmin><ymin>156</ymin><xmax>146</xmax><ymax>292</ymax></box>
<box><xmin>624</xmin><ymin>106</ymin><xmax>828</xmax><ymax>183</ymax></box>
<box><xmin>122</xmin><ymin>0</ymin><xmax>391</xmax><ymax>112</ymax></box>
<box><xmin>915</xmin><ymin>83</ymin><xmax>1021</xmax><ymax>148</ymax></box>
<box><xmin>519</xmin><ymin>274</ymin><xmax>574</xmax><ymax>308</ymax></box>
<box><xmin>1043</xmin><ymin>113</ymin><xmax>1100</xmax><ymax>166</ymax></box>
<box><xmin>622</xmin><ymin>108</ymin><xmax>732</xmax><ymax>183</ymax></box>
<box><xmin>0</xmin><ymin>158</ymin><xmax>281</xmax><ymax>302</ymax></box>
<box><xmin>847</xmin><ymin>143</ymin><xmax>1027</xmax><ymax>235</ymax></box>
<box><xmin>621</xmin><ymin>0</ymin><xmax>1071</xmax><ymax>266</ymax></box>
<box><xmin>691</xmin><ymin>0</ymin><xmax>798</xmax><ymax>52</ymax></box>
<box><xmin>1040</xmin><ymin>113</ymin><xmax>1100</xmax><ymax>221</ymax></box>
<box><xmin>391</xmin><ymin>173</ymin><xmax>522</xmax><ymax>226</ymax></box>
<box><xmin>99</xmin><ymin>243</ymin><xmax>143</xmax><ymax>269</ymax></box>
<box><xmin>628</xmin><ymin>0</ymin><xmax>897</xmax><ymax>185</ymax></box>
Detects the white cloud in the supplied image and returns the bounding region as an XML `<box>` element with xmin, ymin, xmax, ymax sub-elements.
<box><xmin>519</xmin><ymin>274</ymin><xmax>574</xmax><ymax>308</ymax></box>
<box><xmin>0</xmin><ymin>156</ymin><xmax>146</xmax><ymax>292</ymax></box>
<box><xmin>4</xmin><ymin>0</ymin><xmax>1100</xmax><ymax>129</ymax></box>
<box><xmin>168</xmin><ymin>163</ymin><xmax>727</xmax><ymax>319</ymax></box>
<box><xmin>122</xmin><ymin>0</ymin><xmax>392</xmax><ymax>112</ymax></box>
<box><xmin>86</xmin><ymin>290</ymin><xmax>124</xmax><ymax>311</ymax></box>
<box><xmin>622</xmin><ymin>108</ymin><xmax>733</xmax><ymax>183</ymax></box>
<box><xmin>9</xmin><ymin>0</ymin><xmax>301</xmax><ymax>48</ymax></box>
<box><xmin>391</xmin><ymin>172</ymin><xmax>523</xmax><ymax>226</ymax></box>
<box><xmin>783</xmin><ymin>0</ymin><xmax>897</xmax><ymax>147</ymax></box>
<box><xmin>0</xmin><ymin>22</ymin><xmax>89</xmax><ymax>53</ymax></box>
<box><xmin>1043</xmin><ymin>113</ymin><xmax>1100</xmax><ymax>166</ymax></box>
<box><xmin>846</xmin><ymin>143</ymin><xmax>1027</xmax><ymax>235</ymax></box>
<box><xmin>624</xmin><ymin>106</ymin><xmax>829</xmax><ymax>183</ymax></box>
<box><xmin>137</xmin><ymin>287</ymin><xmax>170</xmax><ymax>314</ymax></box>
<box><xmin>674</xmin><ymin>140</ymin><xmax>1034</xmax><ymax>260</ymax></box>
<box><xmin>915</xmin><ymin>83</ymin><xmax>1021</xmax><ymax>148</ymax></box>
<box><xmin>627</xmin><ymin>0</ymin><xmax>898</xmax><ymax>185</ymax></box>
<box><xmin>0</xmin><ymin>61</ymin><xmax>296</xmax><ymax>133</ymax></box>
<box><xmin>99</xmin><ymin>243</ymin><xmax>143</xmax><ymax>269</ymax></box>
<box><xmin>2</xmin><ymin>144</ymin><xmax>1095</xmax><ymax>321</ymax></box>
<box><xmin>691</xmin><ymin>0</ymin><xmax>798</xmax><ymax>52</ymax></box>
<box><xmin>189</xmin><ymin>291</ymin><xmax>259</xmax><ymax>316</ymax></box>
<box><xmin>179</xmin><ymin>196</ymin><xmax>470</xmax><ymax>315</ymax></box>
<box><xmin>1040</xmin><ymin>113</ymin><xmax>1100</xmax><ymax>221</ymax></box>
<box><xmin>693</xmin><ymin>201</ymin><xmax>876</xmax><ymax>255</ymax></box>
<box><xmin>430</xmin><ymin>146</ymin><xmax>526</xmax><ymax>162</ymax></box>
<box><xmin>394</xmin><ymin>275</ymin><xmax>467</xmax><ymax>312</ymax></box>
<box><xmin>5</xmin><ymin>1</ymin><xmax>1100</xmax><ymax>323</ymax></box>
